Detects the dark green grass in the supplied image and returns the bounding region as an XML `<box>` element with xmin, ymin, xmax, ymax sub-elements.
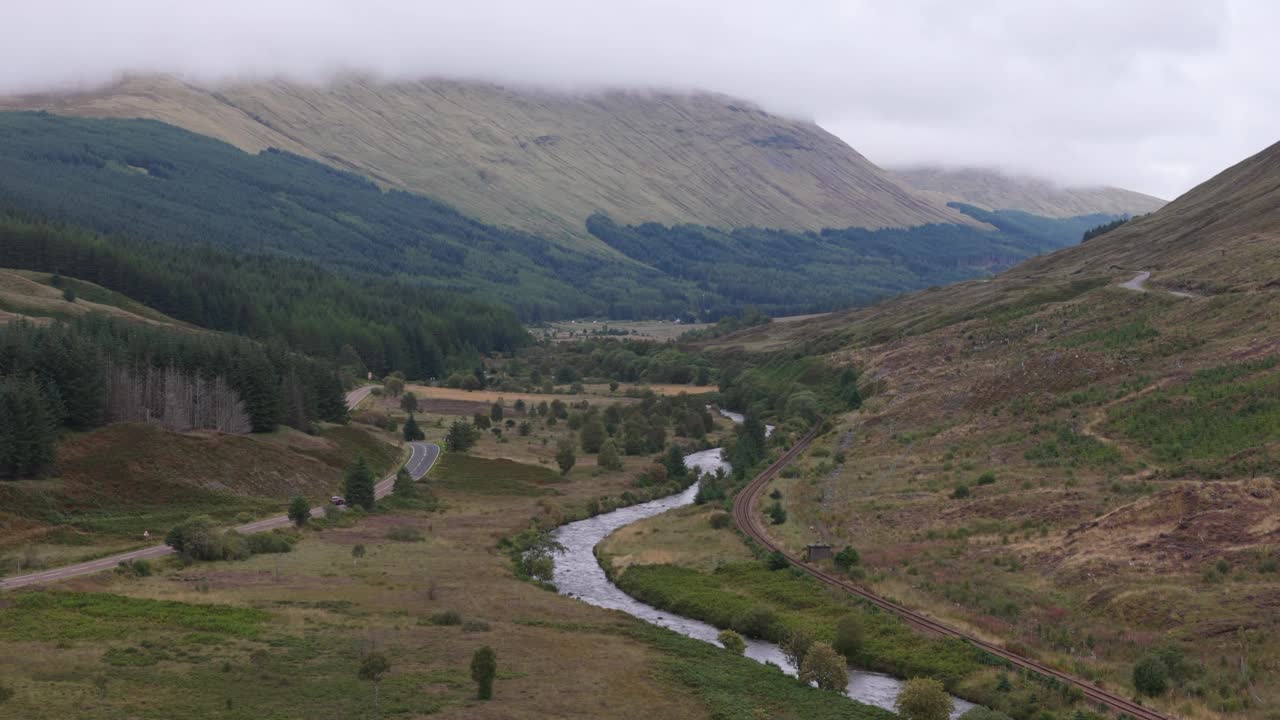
<box><xmin>432</xmin><ymin>454</ymin><xmax>563</xmax><ymax>496</ymax></box>
<box><xmin>0</xmin><ymin>592</ymin><xmax>269</xmax><ymax>642</ymax></box>
<box><xmin>625</xmin><ymin>622</ymin><xmax>895</xmax><ymax>720</ymax></box>
<box><xmin>614</xmin><ymin>561</ymin><xmax>983</xmax><ymax>687</ymax></box>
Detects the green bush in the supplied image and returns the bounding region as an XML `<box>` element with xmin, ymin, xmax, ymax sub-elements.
<box><xmin>732</xmin><ymin>605</ymin><xmax>781</xmax><ymax>641</ymax></box>
<box><xmin>430</xmin><ymin>610</ymin><xmax>463</xmax><ymax>626</ymax></box>
<box><xmin>833</xmin><ymin>546</ymin><xmax>860</xmax><ymax>569</ymax></box>
<box><xmin>799</xmin><ymin>642</ymin><xmax>847</xmax><ymax>692</ymax></box>
<box><xmin>244</xmin><ymin>532</ymin><xmax>294</xmax><ymax>554</ymax></box>
<box><xmin>708</xmin><ymin>512</ymin><xmax>732</xmax><ymax>530</ymax></box>
<box><xmin>1133</xmin><ymin>654</ymin><xmax>1169</xmax><ymax>696</ymax></box>
<box><xmin>766</xmin><ymin>551</ymin><xmax>790</xmax><ymax>571</ymax></box>
<box><xmin>832</xmin><ymin>613</ymin><xmax>863</xmax><ymax>660</ymax></box>
<box><xmin>115</xmin><ymin>559</ymin><xmax>153</xmax><ymax>577</ymax></box>
<box><xmin>951</xmin><ymin>485</ymin><xmax>971</xmax><ymax>499</ymax></box>
<box><xmin>895</xmin><ymin>677</ymin><xmax>953</xmax><ymax>720</ymax></box>
<box><xmin>975</xmin><ymin>471</ymin><xmax>996</xmax><ymax>486</ymax></box>
<box><xmin>717</xmin><ymin>628</ymin><xmax>746</xmax><ymax>655</ymax></box>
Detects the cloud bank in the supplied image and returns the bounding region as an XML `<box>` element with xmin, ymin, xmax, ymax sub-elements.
<box><xmin>7</xmin><ymin>0</ymin><xmax>1278</xmax><ymax>198</ymax></box>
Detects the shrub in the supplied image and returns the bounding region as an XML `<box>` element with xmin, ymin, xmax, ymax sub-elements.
<box><xmin>115</xmin><ymin>559</ymin><xmax>153</xmax><ymax>577</ymax></box>
<box><xmin>220</xmin><ymin>531</ymin><xmax>252</xmax><ymax>561</ymax></box>
<box><xmin>718</xmin><ymin>629</ymin><xmax>746</xmax><ymax>655</ymax></box>
<box><xmin>832</xmin><ymin>613</ymin><xmax>863</xmax><ymax>660</ymax></box>
<box><xmin>951</xmin><ymin>485</ymin><xmax>971</xmax><ymax>499</ymax></box>
<box><xmin>833</xmin><ymin>546</ymin><xmax>860</xmax><ymax>569</ymax></box>
<box><xmin>471</xmin><ymin>646</ymin><xmax>497</xmax><ymax>700</ymax></box>
<box><xmin>430</xmin><ymin>609</ymin><xmax>463</xmax><ymax>626</ymax></box>
<box><xmin>781</xmin><ymin>627</ymin><xmax>816</xmax><ymax>670</ymax></box>
<box><xmin>386</xmin><ymin>526</ymin><xmax>424</xmax><ymax>542</ymax></box>
<box><xmin>976</xmin><ymin>471</ymin><xmax>997</xmax><ymax>485</ymax></box>
<box><xmin>462</xmin><ymin>619</ymin><xmax>491</xmax><ymax>632</ymax></box>
<box><xmin>1133</xmin><ymin>654</ymin><xmax>1169</xmax><ymax>696</ymax></box>
<box><xmin>708</xmin><ymin>512</ymin><xmax>732</xmax><ymax>530</ymax></box>
<box><xmin>769</xmin><ymin>488</ymin><xmax>782</xmax><ymax>500</ymax></box>
<box><xmin>288</xmin><ymin>496</ymin><xmax>311</xmax><ymax>527</ymax></box>
<box><xmin>732</xmin><ymin>604</ymin><xmax>780</xmax><ymax>641</ymax></box>
<box><xmin>798</xmin><ymin>643</ymin><xmax>846</xmax><ymax>691</ymax></box>
<box><xmin>766</xmin><ymin>551</ymin><xmax>789</xmax><ymax>571</ymax></box>
<box><xmin>245</xmin><ymin>532</ymin><xmax>294</xmax><ymax>554</ymax></box>
<box><xmin>895</xmin><ymin>677</ymin><xmax>953</xmax><ymax>720</ymax></box>
<box><xmin>767</xmin><ymin>502</ymin><xmax>787</xmax><ymax>525</ymax></box>
<box><xmin>556</xmin><ymin>439</ymin><xmax>576</xmax><ymax>475</ymax></box>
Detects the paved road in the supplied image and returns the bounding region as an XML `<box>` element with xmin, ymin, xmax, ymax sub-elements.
<box><xmin>1121</xmin><ymin>270</ymin><xmax>1196</xmax><ymax>298</ymax></box>
<box><xmin>0</xmin><ymin>385</ymin><xmax>439</xmax><ymax>591</ymax></box>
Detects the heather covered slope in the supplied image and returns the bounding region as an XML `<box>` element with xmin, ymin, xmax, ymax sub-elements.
<box><xmin>893</xmin><ymin>165</ymin><xmax>1165</xmax><ymax>218</ymax></box>
<box><xmin>698</xmin><ymin>140</ymin><xmax>1280</xmax><ymax>718</ymax></box>
<box><xmin>0</xmin><ymin>75</ymin><xmax>975</xmax><ymax>243</ymax></box>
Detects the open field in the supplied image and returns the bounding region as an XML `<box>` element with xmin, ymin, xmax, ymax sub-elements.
<box><xmin>536</xmin><ymin>319</ymin><xmax>712</xmax><ymax>342</ymax></box>
<box><xmin>0</xmin><ymin>440</ymin><xmax>886</xmax><ymax>719</ymax></box>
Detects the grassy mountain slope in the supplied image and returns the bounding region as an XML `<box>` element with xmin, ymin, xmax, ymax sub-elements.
<box><xmin>0</xmin><ymin>269</ymin><xmax>187</xmax><ymax>328</ymax></box>
<box><xmin>893</xmin><ymin>165</ymin><xmax>1166</xmax><ymax>218</ymax></box>
<box><xmin>0</xmin><ymin>112</ymin><xmax>1117</xmax><ymax>322</ymax></box>
<box><xmin>0</xmin><ymin>75</ymin><xmax>976</xmax><ymax>243</ymax></box>
<box><xmin>700</xmin><ymin>141</ymin><xmax>1280</xmax><ymax>717</ymax></box>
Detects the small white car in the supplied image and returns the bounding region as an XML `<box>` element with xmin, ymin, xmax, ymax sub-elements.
<box><xmin>329</xmin><ymin>496</ymin><xmax>346</xmax><ymax>506</ymax></box>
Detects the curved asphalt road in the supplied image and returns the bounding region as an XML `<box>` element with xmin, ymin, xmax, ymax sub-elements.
<box><xmin>0</xmin><ymin>386</ymin><xmax>439</xmax><ymax>591</ymax></box>
<box><xmin>1121</xmin><ymin>270</ymin><xmax>1196</xmax><ymax>298</ymax></box>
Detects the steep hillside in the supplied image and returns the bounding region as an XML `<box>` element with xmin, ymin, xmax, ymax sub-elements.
<box><xmin>893</xmin><ymin>165</ymin><xmax>1165</xmax><ymax>218</ymax></box>
<box><xmin>700</xmin><ymin>141</ymin><xmax>1280</xmax><ymax>718</ymax></box>
<box><xmin>0</xmin><ymin>112</ymin><xmax>1115</xmax><ymax>321</ymax></box>
<box><xmin>0</xmin><ymin>75</ymin><xmax>975</xmax><ymax>243</ymax></box>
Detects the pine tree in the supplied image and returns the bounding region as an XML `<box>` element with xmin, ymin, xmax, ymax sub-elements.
<box><xmin>393</xmin><ymin>467</ymin><xmax>416</xmax><ymax>498</ymax></box>
<box><xmin>344</xmin><ymin>456</ymin><xmax>377</xmax><ymax>510</ymax></box>
<box><xmin>662</xmin><ymin>444</ymin><xmax>687</xmax><ymax>479</ymax></box>
<box><xmin>403</xmin><ymin>413</ymin><xmax>424</xmax><ymax>441</ymax></box>
<box><xmin>446</xmin><ymin>419</ymin><xmax>475</xmax><ymax>452</ymax></box>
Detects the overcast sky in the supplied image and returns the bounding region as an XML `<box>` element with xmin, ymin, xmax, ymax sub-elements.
<box><xmin>7</xmin><ymin>0</ymin><xmax>1278</xmax><ymax>199</ymax></box>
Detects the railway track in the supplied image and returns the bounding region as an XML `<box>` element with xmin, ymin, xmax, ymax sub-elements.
<box><xmin>731</xmin><ymin>421</ymin><xmax>1171</xmax><ymax>720</ymax></box>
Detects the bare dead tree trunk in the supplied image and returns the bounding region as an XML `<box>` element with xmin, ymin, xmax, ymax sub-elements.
<box><xmin>102</xmin><ymin>360</ymin><xmax>251</xmax><ymax>433</ymax></box>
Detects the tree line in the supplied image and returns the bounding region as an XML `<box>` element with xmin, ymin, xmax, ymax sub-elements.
<box><xmin>586</xmin><ymin>204</ymin><xmax>1121</xmax><ymax>319</ymax></box>
<box><xmin>0</xmin><ymin>111</ymin><xmax>1126</xmax><ymax>324</ymax></box>
<box><xmin>0</xmin><ymin>111</ymin><xmax>699</xmax><ymax>322</ymax></box>
<box><xmin>0</xmin><ymin>316</ymin><xmax>348</xmax><ymax>478</ymax></box>
<box><xmin>0</xmin><ymin>214</ymin><xmax>527</xmax><ymax>379</ymax></box>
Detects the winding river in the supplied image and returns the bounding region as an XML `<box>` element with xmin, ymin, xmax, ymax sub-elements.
<box><xmin>552</xmin><ymin>411</ymin><xmax>975</xmax><ymax>717</ymax></box>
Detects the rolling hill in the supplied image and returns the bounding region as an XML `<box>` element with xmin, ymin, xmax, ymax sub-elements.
<box><xmin>700</xmin><ymin>139</ymin><xmax>1280</xmax><ymax>717</ymax></box>
<box><xmin>893</xmin><ymin>165</ymin><xmax>1166</xmax><ymax>218</ymax></box>
<box><xmin>0</xmin><ymin>75</ymin><xmax>977</xmax><ymax>244</ymax></box>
